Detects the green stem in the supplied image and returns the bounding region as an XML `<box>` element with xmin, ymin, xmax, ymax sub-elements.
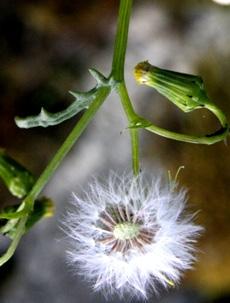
<box><xmin>205</xmin><ymin>103</ymin><xmax>228</xmax><ymax>128</ymax></box>
<box><xmin>111</xmin><ymin>0</ymin><xmax>139</xmax><ymax>174</ymax></box>
<box><xmin>0</xmin><ymin>217</ymin><xmax>27</xmax><ymax>267</ymax></box>
<box><xmin>117</xmin><ymin>83</ymin><xmax>140</xmax><ymax>174</ymax></box>
<box><xmin>111</xmin><ymin>0</ymin><xmax>133</xmax><ymax>81</ymax></box>
<box><xmin>130</xmin><ymin>129</ymin><xmax>139</xmax><ymax>175</ymax></box>
<box><xmin>143</xmin><ymin>99</ymin><xmax>229</xmax><ymax>144</ymax></box>
<box><xmin>145</xmin><ymin>120</ymin><xmax>228</xmax><ymax>145</ymax></box>
<box><xmin>117</xmin><ymin>83</ymin><xmax>137</xmax><ymax>119</ymax></box>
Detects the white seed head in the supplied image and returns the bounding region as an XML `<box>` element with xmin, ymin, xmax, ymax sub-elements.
<box><xmin>63</xmin><ymin>171</ymin><xmax>203</xmax><ymax>299</ymax></box>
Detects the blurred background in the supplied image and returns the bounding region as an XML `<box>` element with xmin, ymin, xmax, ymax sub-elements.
<box><xmin>0</xmin><ymin>0</ymin><xmax>230</xmax><ymax>302</ymax></box>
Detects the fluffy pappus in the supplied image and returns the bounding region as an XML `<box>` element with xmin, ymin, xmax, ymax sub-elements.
<box><xmin>63</xmin><ymin>171</ymin><xmax>203</xmax><ymax>299</ymax></box>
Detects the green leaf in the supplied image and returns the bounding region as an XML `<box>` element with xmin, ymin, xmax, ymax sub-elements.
<box><xmin>134</xmin><ymin>61</ymin><xmax>213</xmax><ymax>113</ymax></box>
<box><xmin>0</xmin><ymin>150</ymin><xmax>35</xmax><ymax>198</ymax></box>
<box><xmin>15</xmin><ymin>69</ymin><xmax>110</xmax><ymax>129</ymax></box>
<box><xmin>15</xmin><ymin>93</ymin><xmax>93</xmax><ymax>128</ymax></box>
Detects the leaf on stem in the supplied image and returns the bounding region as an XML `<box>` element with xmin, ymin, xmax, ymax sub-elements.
<box><xmin>15</xmin><ymin>69</ymin><xmax>110</xmax><ymax>128</ymax></box>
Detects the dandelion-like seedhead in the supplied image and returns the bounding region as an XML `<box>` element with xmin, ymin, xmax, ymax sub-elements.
<box><xmin>64</xmin><ymin>172</ymin><xmax>203</xmax><ymax>299</ymax></box>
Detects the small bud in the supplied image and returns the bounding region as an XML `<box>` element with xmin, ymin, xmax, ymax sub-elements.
<box><xmin>134</xmin><ymin>61</ymin><xmax>211</xmax><ymax>113</ymax></box>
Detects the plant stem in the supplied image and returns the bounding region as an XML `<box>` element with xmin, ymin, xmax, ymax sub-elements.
<box><xmin>0</xmin><ymin>217</ymin><xmax>27</xmax><ymax>267</ymax></box>
<box><xmin>145</xmin><ymin>120</ymin><xmax>228</xmax><ymax>144</ymax></box>
<box><xmin>130</xmin><ymin>129</ymin><xmax>139</xmax><ymax>175</ymax></box>
<box><xmin>117</xmin><ymin>83</ymin><xmax>139</xmax><ymax>175</ymax></box>
<box><xmin>205</xmin><ymin>103</ymin><xmax>228</xmax><ymax>128</ymax></box>
<box><xmin>111</xmin><ymin>0</ymin><xmax>139</xmax><ymax>174</ymax></box>
<box><xmin>142</xmin><ymin>95</ymin><xmax>229</xmax><ymax>145</ymax></box>
<box><xmin>111</xmin><ymin>0</ymin><xmax>133</xmax><ymax>81</ymax></box>
<box><xmin>117</xmin><ymin>83</ymin><xmax>137</xmax><ymax>119</ymax></box>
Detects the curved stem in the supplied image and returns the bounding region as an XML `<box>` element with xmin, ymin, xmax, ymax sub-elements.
<box><xmin>117</xmin><ymin>83</ymin><xmax>137</xmax><ymax>120</ymax></box>
<box><xmin>145</xmin><ymin>124</ymin><xmax>228</xmax><ymax>145</ymax></box>
<box><xmin>144</xmin><ymin>119</ymin><xmax>228</xmax><ymax>145</ymax></box>
<box><xmin>205</xmin><ymin>102</ymin><xmax>228</xmax><ymax>128</ymax></box>
<box><xmin>142</xmin><ymin>99</ymin><xmax>229</xmax><ymax>144</ymax></box>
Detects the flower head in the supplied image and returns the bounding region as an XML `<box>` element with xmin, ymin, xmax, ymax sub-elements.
<box><xmin>64</xmin><ymin>172</ymin><xmax>202</xmax><ymax>299</ymax></box>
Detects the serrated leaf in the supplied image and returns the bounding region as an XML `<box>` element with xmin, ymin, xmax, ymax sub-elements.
<box><xmin>15</xmin><ymin>69</ymin><xmax>110</xmax><ymax>129</ymax></box>
<box><xmin>15</xmin><ymin>90</ymin><xmax>96</xmax><ymax>128</ymax></box>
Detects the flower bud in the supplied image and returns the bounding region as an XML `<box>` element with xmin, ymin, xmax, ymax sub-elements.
<box><xmin>134</xmin><ymin>61</ymin><xmax>211</xmax><ymax>113</ymax></box>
